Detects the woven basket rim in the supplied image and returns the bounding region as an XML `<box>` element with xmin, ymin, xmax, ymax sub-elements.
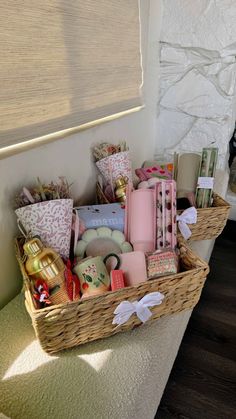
<box><xmin>15</xmin><ymin>236</ymin><xmax>209</xmax><ymax>316</ymax></box>
<box><xmin>24</xmin><ymin>264</ymin><xmax>206</xmax><ymax>316</ymax></box>
<box><xmin>177</xmin><ymin>192</ymin><xmax>230</xmax><ymax>214</ymax></box>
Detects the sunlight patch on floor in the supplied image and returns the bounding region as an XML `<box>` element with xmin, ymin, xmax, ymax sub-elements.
<box><xmin>3</xmin><ymin>340</ymin><xmax>57</xmax><ymax>380</ymax></box>
<box><xmin>78</xmin><ymin>349</ymin><xmax>112</xmax><ymax>372</ymax></box>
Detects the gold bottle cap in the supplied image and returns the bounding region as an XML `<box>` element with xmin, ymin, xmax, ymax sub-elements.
<box><xmin>23</xmin><ymin>237</ymin><xmax>44</xmax><ymax>257</ymax></box>
<box><xmin>115</xmin><ymin>176</ymin><xmax>126</xmax><ymax>187</ymax></box>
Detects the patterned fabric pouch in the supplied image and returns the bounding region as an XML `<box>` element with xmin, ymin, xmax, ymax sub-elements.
<box><xmin>135</xmin><ymin>163</ymin><xmax>173</xmax><ymax>182</ymax></box>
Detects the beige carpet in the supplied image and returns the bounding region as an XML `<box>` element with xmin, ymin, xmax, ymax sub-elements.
<box><xmin>0</xmin><ymin>293</ymin><xmax>191</xmax><ymax>419</ymax></box>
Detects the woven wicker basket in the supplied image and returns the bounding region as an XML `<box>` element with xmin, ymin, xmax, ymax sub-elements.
<box><xmin>96</xmin><ymin>183</ymin><xmax>230</xmax><ymax>241</ymax></box>
<box><xmin>177</xmin><ymin>193</ymin><xmax>230</xmax><ymax>241</ymax></box>
<box><xmin>16</xmin><ymin>237</ymin><xmax>209</xmax><ymax>354</ymax></box>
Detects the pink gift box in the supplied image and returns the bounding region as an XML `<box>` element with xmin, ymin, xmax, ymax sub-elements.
<box><xmin>146</xmin><ymin>249</ymin><xmax>179</xmax><ymax>279</ymax></box>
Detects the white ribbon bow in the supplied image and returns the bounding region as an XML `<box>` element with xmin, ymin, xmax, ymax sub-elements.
<box><xmin>112</xmin><ymin>292</ymin><xmax>165</xmax><ymax>326</ymax></box>
<box><xmin>176</xmin><ymin>206</ymin><xmax>197</xmax><ymax>240</ymax></box>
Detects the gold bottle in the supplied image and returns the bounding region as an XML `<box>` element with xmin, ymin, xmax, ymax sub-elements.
<box><xmin>23</xmin><ymin>237</ymin><xmax>69</xmax><ymax>305</ymax></box>
<box><xmin>115</xmin><ymin>176</ymin><xmax>128</xmax><ymax>203</ymax></box>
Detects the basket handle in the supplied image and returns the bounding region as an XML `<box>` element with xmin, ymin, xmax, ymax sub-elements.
<box><xmin>103</xmin><ymin>253</ymin><xmax>120</xmax><ymax>270</ymax></box>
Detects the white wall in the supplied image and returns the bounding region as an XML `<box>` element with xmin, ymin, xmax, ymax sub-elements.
<box><xmin>0</xmin><ymin>0</ymin><xmax>163</xmax><ymax>308</ymax></box>
<box><xmin>155</xmin><ymin>0</ymin><xmax>236</xmax><ymax>169</ymax></box>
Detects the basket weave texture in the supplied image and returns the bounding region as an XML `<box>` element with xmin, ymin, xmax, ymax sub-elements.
<box><xmin>16</xmin><ymin>238</ymin><xmax>209</xmax><ymax>354</ymax></box>
<box><xmin>177</xmin><ymin>193</ymin><xmax>230</xmax><ymax>241</ymax></box>
<box><xmin>96</xmin><ymin>183</ymin><xmax>230</xmax><ymax>241</ymax></box>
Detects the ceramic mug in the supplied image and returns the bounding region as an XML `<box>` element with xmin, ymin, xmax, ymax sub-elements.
<box><xmin>74</xmin><ymin>253</ymin><xmax>120</xmax><ymax>297</ymax></box>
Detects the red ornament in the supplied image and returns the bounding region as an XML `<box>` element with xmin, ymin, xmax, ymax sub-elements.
<box><xmin>33</xmin><ymin>279</ymin><xmax>51</xmax><ymax>306</ymax></box>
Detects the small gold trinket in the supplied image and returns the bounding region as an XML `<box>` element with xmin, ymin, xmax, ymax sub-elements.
<box><xmin>114</xmin><ymin>176</ymin><xmax>128</xmax><ymax>203</ymax></box>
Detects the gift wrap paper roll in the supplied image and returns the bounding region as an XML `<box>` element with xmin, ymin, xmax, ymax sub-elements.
<box><xmin>156</xmin><ymin>180</ymin><xmax>177</xmax><ymax>250</ymax></box>
<box><xmin>196</xmin><ymin>147</ymin><xmax>218</xmax><ymax>208</ymax></box>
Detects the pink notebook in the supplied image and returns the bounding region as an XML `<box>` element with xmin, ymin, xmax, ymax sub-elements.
<box><xmin>107</xmin><ymin>251</ymin><xmax>147</xmax><ymax>286</ymax></box>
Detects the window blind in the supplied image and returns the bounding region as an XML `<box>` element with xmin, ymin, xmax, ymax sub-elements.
<box><xmin>0</xmin><ymin>0</ymin><xmax>143</xmax><ymax>151</ymax></box>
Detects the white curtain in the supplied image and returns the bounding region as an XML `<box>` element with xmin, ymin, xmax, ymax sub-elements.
<box><xmin>0</xmin><ymin>0</ymin><xmax>143</xmax><ymax>149</ymax></box>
